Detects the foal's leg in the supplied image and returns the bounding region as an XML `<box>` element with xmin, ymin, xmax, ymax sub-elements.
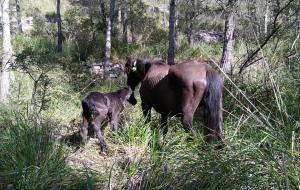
<box><xmin>92</xmin><ymin>114</ymin><xmax>107</xmax><ymax>152</ymax></box>
<box><xmin>80</xmin><ymin>115</ymin><xmax>89</xmax><ymax>144</ymax></box>
<box><xmin>109</xmin><ymin>112</ymin><xmax>120</xmax><ymax>132</ymax></box>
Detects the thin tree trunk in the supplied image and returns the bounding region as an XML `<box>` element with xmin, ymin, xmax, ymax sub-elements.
<box><xmin>187</xmin><ymin>0</ymin><xmax>195</xmax><ymax>47</ymax></box>
<box><xmin>187</xmin><ymin>21</ymin><xmax>194</xmax><ymax>46</ymax></box>
<box><xmin>1</xmin><ymin>0</ymin><xmax>13</xmax><ymax>104</ymax></box>
<box><xmin>220</xmin><ymin>1</ymin><xmax>236</xmax><ymax>74</ymax></box>
<box><xmin>98</xmin><ymin>0</ymin><xmax>107</xmax><ymax>31</ymax></box>
<box><xmin>15</xmin><ymin>0</ymin><xmax>23</xmax><ymax>33</ymax></box>
<box><xmin>57</xmin><ymin>0</ymin><xmax>63</xmax><ymax>52</ymax></box>
<box><xmin>167</xmin><ymin>0</ymin><xmax>176</xmax><ymax>65</ymax></box>
<box><xmin>129</xmin><ymin>2</ymin><xmax>136</xmax><ymax>44</ymax></box>
<box><xmin>121</xmin><ymin>0</ymin><xmax>128</xmax><ymax>44</ymax></box>
<box><xmin>162</xmin><ymin>11</ymin><xmax>166</xmax><ymax>28</ymax></box>
<box><xmin>104</xmin><ymin>0</ymin><xmax>116</xmax><ymax>70</ymax></box>
<box><xmin>118</xmin><ymin>7</ymin><xmax>121</xmax><ymax>23</ymax></box>
<box><xmin>264</xmin><ymin>0</ymin><xmax>269</xmax><ymax>35</ymax></box>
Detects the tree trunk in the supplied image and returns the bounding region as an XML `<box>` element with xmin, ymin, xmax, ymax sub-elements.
<box><xmin>98</xmin><ymin>0</ymin><xmax>107</xmax><ymax>31</ymax></box>
<box><xmin>187</xmin><ymin>0</ymin><xmax>195</xmax><ymax>47</ymax></box>
<box><xmin>1</xmin><ymin>0</ymin><xmax>13</xmax><ymax>104</ymax></box>
<box><xmin>264</xmin><ymin>0</ymin><xmax>269</xmax><ymax>35</ymax></box>
<box><xmin>167</xmin><ymin>0</ymin><xmax>176</xmax><ymax>65</ymax></box>
<box><xmin>162</xmin><ymin>11</ymin><xmax>166</xmax><ymax>28</ymax></box>
<box><xmin>57</xmin><ymin>0</ymin><xmax>63</xmax><ymax>52</ymax></box>
<box><xmin>129</xmin><ymin>2</ymin><xmax>136</xmax><ymax>44</ymax></box>
<box><xmin>187</xmin><ymin>21</ymin><xmax>194</xmax><ymax>46</ymax></box>
<box><xmin>220</xmin><ymin>1</ymin><xmax>236</xmax><ymax>74</ymax></box>
<box><xmin>15</xmin><ymin>0</ymin><xmax>23</xmax><ymax>33</ymax></box>
<box><xmin>104</xmin><ymin>0</ymin><xmax>116</xmax><ymax>70</ymax></box>
<box><xmin>121</xmin><ymin>0</ymin><xmax>128</xmax><ymax>44</ymax></box>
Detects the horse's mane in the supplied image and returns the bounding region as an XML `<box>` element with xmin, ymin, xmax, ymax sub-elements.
<box><xmin>150</xmin><ymin>59</ymin><xmax>166</xmax><ymax>66</ymax></box>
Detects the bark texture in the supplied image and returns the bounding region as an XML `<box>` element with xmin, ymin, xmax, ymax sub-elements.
<box><xmin>1</xmin><ymin>0</ymin><xmax>13</xmax><ymax>104</ymax></box>
<box><xmin>220</xmin><ymin>1</ymin><xmax>236</xmax><ymax>74</ymax></box>
<box><xmin>167</xmin><ymin>0</ymin><xmax>176</xmax><ymax>65</ymax></box>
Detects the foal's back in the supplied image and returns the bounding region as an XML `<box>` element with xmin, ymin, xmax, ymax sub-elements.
<box><xmin>84</xmin><ymin>92</ymin><xmax>109</xmax><ymax>109</ymax></box>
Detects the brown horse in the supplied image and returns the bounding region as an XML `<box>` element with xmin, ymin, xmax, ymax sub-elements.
<box><xmin>81</xmin><ymin>86</ymin><xmax>134</xmax><ymax>153</ymax></box>
<box><xmin>125</xmin><ymin>58</ymin><xmax>224</xmax><ymax>145</ymax></box>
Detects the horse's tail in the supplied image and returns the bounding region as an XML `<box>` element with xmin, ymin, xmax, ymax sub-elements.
<box><xmin>203</xmin><ymin>69</ymin><xmax>224</xmax><ymax>144</ymax></box>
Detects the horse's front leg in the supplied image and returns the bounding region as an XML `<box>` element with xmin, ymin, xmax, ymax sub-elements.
<box><xmin>142</xmin><ymin>102</ymin><xmax>151</xmax><ymax>123</ymax></box>
<box><xmin>161</xmin><ymin>115</ymin><xmax>168</xmax><ymax>136</ymax></box>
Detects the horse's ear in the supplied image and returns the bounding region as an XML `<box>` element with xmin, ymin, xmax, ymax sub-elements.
<box><xmin>126</xmin><ymin>57</ymin><xmax>132</xmax><ymax>64</ymax></box>
<box><xmin>124</xmin><ymin>57</ymin><xmax>133</xmax><ymax>74</ymax></box>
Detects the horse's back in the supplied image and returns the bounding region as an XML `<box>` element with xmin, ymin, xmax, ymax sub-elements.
<box><xmin>140</xmin><ymin>62</ymin><xmax>179</xmax><ymax>115</ymax></box>
<box><xmin>169</xmin><ymin>60</ymin><xmax>209</xmax><ymax>81</ymax></box>
<box><xmin>140</xmin><ymin>60</ymin><xmax>215</xmax><ymax>116</ymax></box>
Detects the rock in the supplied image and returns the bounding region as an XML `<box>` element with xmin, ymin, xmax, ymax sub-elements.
<box><xmin>193</xmin><ymin>31</ymin><xmax>224</xmax><ymax>43</ymax></box>
<box><xmin>84</xmin><ymin>62</ymin><xmax>124</xmax><ymax>79</ymax></box>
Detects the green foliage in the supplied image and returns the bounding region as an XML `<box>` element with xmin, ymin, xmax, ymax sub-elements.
<box><xmin>115</xmin><ymin>114</ymin><xmax>152</xmax><ymax>146</ymax></box>
<box><xmin>175</xmin><ymin>40</ymin><xmax>223</xmax><ymax>62</ymax></box>
<box><xmin>5</xmin><ymin>0</ymin><xmax>300</xmax><ymax>189</ymax></box>
<box><xmin>0</xmin><ymin>110</ymin><xmax>96</xmax><ymax>190</ymax></box>
<box><xmin>121</xmin><ymin>98</ymin><xmax>300</xmax><ymax>189</ymax></box>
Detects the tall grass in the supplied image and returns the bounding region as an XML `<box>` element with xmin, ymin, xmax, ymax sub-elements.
<box><xmin>109</xmin><ymin>65</ymin><xmax>299</xmax><ymax>190</ymax></box>
<box><xmin>0</xmin><ymin>110</ymin><xmax>98</xmax><ymax>190</ymax></box>
<box><xmin>118</xmin><ymin>99</ymin><xmax>299</xmax><ymax>189</ymax></box>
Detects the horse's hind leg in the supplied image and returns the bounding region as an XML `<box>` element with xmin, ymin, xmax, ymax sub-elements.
<box><xmin>181</xmin><ymin>112</ymin><xmax>194</xmax><ymax>132</ymax></box>
<box><xmin>88</xmin><ymin>125</ymin><xmax>95</xmax><ymax>137</ymax></box>
<box><xmin>80</xmin><ymin>115</ymin><xmax>89</xmax><ymax>144</ymax></box>
<box><xmin>180</xmin><ymin>88</ymin><xmax>202</xmax><ymax>132</ymax></box>
<box><xmin>92</xmin><ymin>114</ymin><xmax>107</xmax><ymax>153</ymax></box>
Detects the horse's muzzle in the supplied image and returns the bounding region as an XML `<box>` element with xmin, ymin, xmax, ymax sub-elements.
<box><xmin>127</xmin><ymin>94</ymin><xmax>137</xmax><ymax>105</ymax></box>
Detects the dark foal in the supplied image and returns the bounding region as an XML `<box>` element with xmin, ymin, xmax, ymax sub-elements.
<box><xmin>81</xmin><ymin>86</ymin><xmax>135</xmax><ymax>153</ymax></box>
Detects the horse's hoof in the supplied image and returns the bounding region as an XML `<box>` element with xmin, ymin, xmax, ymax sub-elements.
<box><xmin>74</xmin><ymin>146</ymin><xmax>80</xmax><ymax>152</ymax></box>
<box><xmin>100</xmin><ymin>151</ymin><xmax>108</xmax><ymax>156</ymax></box>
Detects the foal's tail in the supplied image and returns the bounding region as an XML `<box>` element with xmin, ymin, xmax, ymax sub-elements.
<box><xmin>81</xmin><ymin>98</ymin><xmax>98</xmax><ymax>118</ymax></box>
<box><xmin>203</xmin><ymin>69</ymin><xmax>224</xmax><ymax>144</ymax></box>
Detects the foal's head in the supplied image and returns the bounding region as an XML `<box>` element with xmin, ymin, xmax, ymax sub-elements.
<box><xmin>117</xmin><ymin>86</ymin><xmax>136</xmax><ymax>105</ymax></box>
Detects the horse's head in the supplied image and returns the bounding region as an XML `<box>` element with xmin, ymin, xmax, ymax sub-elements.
<box><xmin>125</xmin><ymin>57</ymin><xmax>151</xmax><ymax>105</ymax></box>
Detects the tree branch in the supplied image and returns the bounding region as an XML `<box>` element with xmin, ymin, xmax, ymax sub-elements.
<box><xmin>238</xmin><ymin>0</ymin><xmax>296</xmax><ymax>74</ymax></box>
